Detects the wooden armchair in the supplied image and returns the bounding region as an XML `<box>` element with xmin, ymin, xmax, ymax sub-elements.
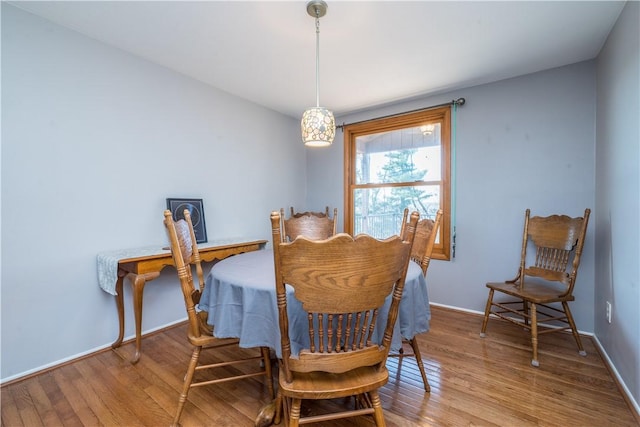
<box><xmin>270</xmin><ymin>210</ymin><xmax>419</xmax><ymax>427</ymax></box>
<box><xmin>279</xmin><ymin>206</ymin><xmax>337</xmax><ymax>242</ymax></box>
<box><xmin>163</xmin><ymin>210</ymin><xmax>274</xmax><ymax>426</ymax></box>
<box><xmin>480</xmin><ymin>208</ymin><xmax>590</xmax><ymax>366</ymax></box>
<box><xmin>390</xmin><ymin>208</ymin><xmax>443</xmax><ymax>392</ymax></box>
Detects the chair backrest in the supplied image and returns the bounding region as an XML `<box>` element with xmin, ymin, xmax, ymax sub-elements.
<box><xmin>289</xmin><ymin>206</ymin><xmax>331</xmax><ymax>218</ymax></box>
<box><xmin>280</xmin><ymin>206</ymin><xmax>338</xmax><ymax>242</ymax></box>
<box><xmin>518</xmin><ymin>208</ymin><xmax>590</xmax><ymax>296</ymax></box>
<box><xmin>400</xmin><ymin>208</ymin><xmax>443</xmax><ymax>275</ymax></box>
<box><xmin>163</xmin><ymin>209</ymin><xmax>209</xmax><ymax>339</ymax></box>
<box><xmin>270</xmin><ymin>210</ymin><xmax>420</xmax><ymax>383</ymax></box>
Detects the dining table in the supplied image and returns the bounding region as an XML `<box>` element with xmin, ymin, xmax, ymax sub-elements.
<box><xmin>199</xmin><ymin>248</ymin><xmax>430</xmax><ymax>358</ymax></box>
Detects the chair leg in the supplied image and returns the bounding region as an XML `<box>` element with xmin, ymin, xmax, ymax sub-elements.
<box><xmin>530</xmin><ymin>303</ymin><xmax>539</xmax><ymax>367</ymax></box>
<box><xmin>273</xmin><ymin>392</ymin><xmax>283</xmax><ymax>426</ymax></box>
<box><xmin>408</xmin><ymin>338</ymin><xmax>430</xmax><ymax>392</ymax></box>
<box><xmin>369</xmin><ymin>390</ymin><xmax>387</xmax><ymax>427</ymax></box>
<box><xmin>172</xmin><ymin>346</ymin><xmax>201</xmax><ymax>427</ymax></box>
<box><xmin>480</xmin><ymin>289</ymin><xmax>494</xmax><ymax>337</ymax></box>
<box><xmin>281</xmin><ymin>395</ymin><xmax>290</xmax><ymax>427</ymax></box>
<box><xmin>563</xmin><ymin>301</ymin><xmax>587</xmax><ymax>356</ymax></box>
<box><xmin>288</xmin><ymin>398</ymin><xmax>302</xmax><ymax>427</ymax></box>
<box><xmin>261</xmin><ymin>347</ymin><xmax>275</xmax><ymax>399</ymax></box>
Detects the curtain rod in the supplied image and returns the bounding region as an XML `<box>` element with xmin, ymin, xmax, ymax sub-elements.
<box><xmin>336</xmin><ymin>97</ymin><xmax>465</xmax><ymax>130</ymax></box>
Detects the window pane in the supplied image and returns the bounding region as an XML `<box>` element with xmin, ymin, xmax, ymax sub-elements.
<box><xmin>354</xmin><ymin>185</ymin><xmax>440</xmax><ymax>238</ymax></box>
<box><xmin>355</xmin><ymin>125</ymin><xmax>441</xmax><ymax>185</ymax></box>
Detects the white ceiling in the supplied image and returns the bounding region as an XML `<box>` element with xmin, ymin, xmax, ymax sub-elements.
<box><xmin>8</xmin><ymin>1</ymin><xmax>626</xmax><ymax>119</ymax></box>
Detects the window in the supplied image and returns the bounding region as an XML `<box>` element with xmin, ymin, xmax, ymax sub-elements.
<box><xmin>343</xmin><ymin>106</ymin><xmax>451</xmax><ymax>260</ymax></box>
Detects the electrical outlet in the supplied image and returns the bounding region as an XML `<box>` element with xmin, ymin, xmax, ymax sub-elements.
<box><xmin>606</xmin><ymin>301</ymin><xmax>612</xmax><ymax>324</ymax></box>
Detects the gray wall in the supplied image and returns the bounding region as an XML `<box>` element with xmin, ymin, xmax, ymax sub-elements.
<box><xmin>309</xmin><ymin>62</ymin><xmax>597</xmax><ymax>330</ymax></box>
<box><xmin>307</xmin><ymin>2</ymin><xmax>639</xmax><ymax>410</ymax></box>
<box><xmin>595</xmin><ymin>0</ymin><xmax>640</xmax><ymax>409</ymax></box>
<box><xmin>1</xmin><ymin>4</ymin><xmax>305</xmax><ymax>381</ymax></box>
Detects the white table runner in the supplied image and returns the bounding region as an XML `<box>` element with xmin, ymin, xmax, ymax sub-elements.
<box><xmin>97</xmin><ymin>246</ymin><xmax>170</xmax><ymax>295</ymax></box>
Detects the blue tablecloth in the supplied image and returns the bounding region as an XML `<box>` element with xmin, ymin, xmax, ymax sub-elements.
<box><xmin>200</xmin><ymin>249</ymin><xmax>430</xmax><ymax>358</ymax></box>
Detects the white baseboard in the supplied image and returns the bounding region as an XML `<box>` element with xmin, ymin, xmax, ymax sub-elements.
<box><xmin>0</xmin><ymin>317</ymin><xmax>187</xmax><ymax>385</ymax></box>
<box><xmin>430</xmin><ymin>301</ymin><xmax>484</xmax><ymax>315</ymax></box>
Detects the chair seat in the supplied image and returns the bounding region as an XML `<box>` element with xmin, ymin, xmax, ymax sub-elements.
<box><xmin>486</xmin><ymin>281</ymin><xmax>574</xmax><ymax>304</ymax></box>
<box><xmin>191</xmin><ymin>334</ymin><xmax>238</xmax><ymax>348</ymax></box>
<box><xmin>279</xmin><ymin>366</ymin><xmax>389</xmax><ymax>400</ymax></box>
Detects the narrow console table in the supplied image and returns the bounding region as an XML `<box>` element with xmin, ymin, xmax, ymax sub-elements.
<box><xmin>97</xmin><ymin>239</ymin><xmax>267</xmax><ymax>363</ymax></box>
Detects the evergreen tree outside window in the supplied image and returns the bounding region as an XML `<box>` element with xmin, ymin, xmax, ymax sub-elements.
<box><xmin>344</xmin><ymin>106</ymin><xmax>451</xmax><ymax>260</ymax></box>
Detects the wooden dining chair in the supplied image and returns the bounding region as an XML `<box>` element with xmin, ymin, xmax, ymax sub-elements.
<box><xmin>480</xmin><ymin>208</ymin><xmax>590</xmax><ymax>367</ymax></box>
<box><xmin>270</xmin><ymin>210</ymin><xmax>420</xmax><ymax>427</ymax></box>
<box><xmin>279</xmin><ymin>206</ymin><xmax>337</xmax><ymax>242</ymax></box>
<box><xmin>163</xmin><ymin>210</ymin><xmax>274</xmax><ymax>427</ymax></box>
<box><xmin>389</xmin><ymin>208</ymin><xmax>443</xmax><ymax>392</ymax></box>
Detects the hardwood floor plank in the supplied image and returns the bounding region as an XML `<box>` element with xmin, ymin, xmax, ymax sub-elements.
<box><xmin>37</xmin><ymin>372</ymin><xmax>83</xmax><ymax>427</ymax></box>
<box><xmin>24</xmin><ymin>376</ymin><xmax>64</xmax><ymax>426</ymax></box>
<box><xmin>82</xmin><ymin>353</ymin><xmax>165</xmax><ymax>425</ymax></box>
<box><xmin>1</xmin><ymin>385</ymin><xmax>27</xmax><ymax>427</ymax></box>
<box><xmin>70</xmin><ymin>365</ymin><xmax>123</xmax><ymax>425</ymax></box>
<box><xmin>11</xmin><ymin>383</ymin><xmax>44</xmax><ymax>426</ymax></box>
<box><xmin>1</xmin><ymin>306</ymin><xmax>637</xmax><ymax>426</ymax></box>
<box><xmin>50</xmin><ymin>367</ymin><xmax>100</xmax><ymax>426</ymax></box>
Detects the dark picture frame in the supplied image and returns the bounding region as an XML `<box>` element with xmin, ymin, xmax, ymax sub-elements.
<box><xmin>166</xmin><ymin>198</ymin><xmax>208</xmax><ymax>244</ymax></box>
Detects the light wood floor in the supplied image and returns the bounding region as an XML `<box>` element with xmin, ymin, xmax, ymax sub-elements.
<box><xmin>2</xmin><ymin>306</ymin><xmax>638</xmax><ymax>426</ymax></box>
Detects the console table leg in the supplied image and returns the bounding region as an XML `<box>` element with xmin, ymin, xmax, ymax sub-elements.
<box><xmin>130</xmin><ymin>272</ymin><xmax>160</xmax><ymax>364</ymax></box>
<box><xmin>111</xmin><ymin>273</ymin><xmax>126</xmax><ymax>350</ymax></box>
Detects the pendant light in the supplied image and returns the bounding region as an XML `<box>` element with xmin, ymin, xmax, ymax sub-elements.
<box><xmin>301</xmin><ymin>0</ymin><xmax>335</xmax><ymax>147</ymax></box>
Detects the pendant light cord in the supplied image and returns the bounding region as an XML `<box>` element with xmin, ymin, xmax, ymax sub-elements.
<box><xmin>315</xmin><ymin>13</ymin><xmax>321</xmax><ymax>107</ymax></box>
